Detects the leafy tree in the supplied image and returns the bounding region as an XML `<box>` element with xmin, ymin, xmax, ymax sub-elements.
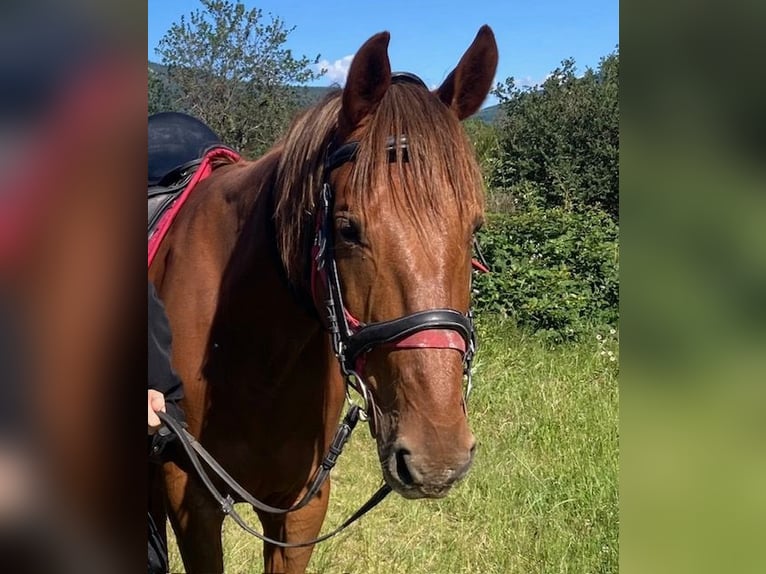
<box><xmin>156</xmin><ymin>0</ymin><xmax>322</xmax><ymax>157</ymax></box>
<box><xmin>492</xmin><ymin>49</ymin><xmax>619</xmax><ymax>219</ymax></box>
<box><xmin>474</xmin><ymin>50</ymin><xmax>620</xmax><ymax>337</ymax></box>
<box><xmin>148</xmin><ymin>66</ymin><xmax>173</xmax><ymax>115</ymax></box>
<box><xmin>463</xmin><ymin>118</ymin><xmax>511</xmax><ymax>210</ymax></box>
<box><xmin>463</xmin><ymin>118</ymin><xmax>500</xmax><ymax>174</ymax></box>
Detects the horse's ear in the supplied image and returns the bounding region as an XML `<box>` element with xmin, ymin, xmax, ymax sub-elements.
<box><xmin>340</xmin><ymin>32</ymin><xmax>392</xmax><ymax>131</ymax></box>
<box><xmin>435</xmin><ymin>25</ymin><xmax>499</xmax><ymax>120</ymax></box>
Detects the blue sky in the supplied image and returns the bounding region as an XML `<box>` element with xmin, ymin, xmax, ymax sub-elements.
<box><xmin>148</xmin><ymin>0</ymin><xmax>618</xmax><ymax>107</ymax></box>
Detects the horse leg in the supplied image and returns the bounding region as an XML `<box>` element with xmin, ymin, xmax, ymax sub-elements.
<box><xmin>257</xmin><ymin>482</ymin><xmax>331</xmax><ymax>574</ymax></box>
<box><xmin>165</xmin><ymin>465</ymin><xmax>226</xmax><ymax>574</ymax></box>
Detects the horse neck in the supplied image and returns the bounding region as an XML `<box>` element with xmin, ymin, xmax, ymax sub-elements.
<box><xmin>204</xmin><ymin>150</ymin><xmax>331</xmax><ymax>394</ymax></box>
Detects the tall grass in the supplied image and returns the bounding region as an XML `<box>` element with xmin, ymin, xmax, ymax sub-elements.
<box><xmin>168</xmin><ymin>318</ymin><xmax>618</xmax><ymax>573</ymax></box>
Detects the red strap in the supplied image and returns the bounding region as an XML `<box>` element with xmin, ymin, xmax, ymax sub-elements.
<box><xmin>344</xmin><ymin>308</ymin><xmax>362</xmax><ymax>330</ymax></box>
<box><xmin>147</xmin><ymin>147</ymin><xmax>241</xmax><ymax>268</ymax></box>
<box><xmin>387</xmin><ymin>329</ymin><xmax>466</xmax><ymax>353</ymax></box>
<box><xmin>471</xmin><ymin>258</ymin><xmax>490</xmax><ymax>273</ymax></box>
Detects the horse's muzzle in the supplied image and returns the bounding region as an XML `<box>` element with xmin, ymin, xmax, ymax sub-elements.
<box><xmin>382</xmin><ymin>439</ymin><xmax>476</xmax><ymax>499</ymax></box>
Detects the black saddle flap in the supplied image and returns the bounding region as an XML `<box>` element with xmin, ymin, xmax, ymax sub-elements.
<box><xmin>148</xmin><ymin>112</ymin><xmax>221</xmax><ymax>186</ymax></box>
<box><xmin>147</xmin><ymin>157</ymin><xmax>201</xmax><ymax>234</ymax></box>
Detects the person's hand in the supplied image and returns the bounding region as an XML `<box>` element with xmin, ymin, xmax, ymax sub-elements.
<box><xmin>148</xmin><ymin>389</ymin><xmax>166</xmax><ymax>435</ymax></box>
<box><xmin>0</xmin><ymin>447</ymin><xmax>33</xmax><ymax>520</ymax></box>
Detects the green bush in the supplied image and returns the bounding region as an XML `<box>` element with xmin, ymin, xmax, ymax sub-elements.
<box><xmin>474</xmin><ymin>207</ymin><xmax>618</xmax><ymax>341</ymax></box>
<box><xmin>491</xmin><ymin>51</ymin><xmax>619</xmax><ymax>219</ymax></box>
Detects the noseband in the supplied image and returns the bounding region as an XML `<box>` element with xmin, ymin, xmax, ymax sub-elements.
<box><xmin>310</xmin><ymin>74</ymin><xmax>479</xmax><ymax>422</ymax></box>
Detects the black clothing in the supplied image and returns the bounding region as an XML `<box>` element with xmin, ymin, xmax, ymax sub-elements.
<box><xmin>0</xmin><ymin>295</ymin><xmax>28</xmax><ymax>439</ymax></box>
<box><xmin>147</xmin><ymin>282</ymin><xmax>187</xmax><ymax>574</ymax></box>
<box><xmin>147</xmin><ymin>512</ymin><xmax>168</xmax><ymax>574</ymax></box>
<box><xmin>147</xmin><ymin>281</ymin><xmax>185</xmax><ymax>460</ymax></box>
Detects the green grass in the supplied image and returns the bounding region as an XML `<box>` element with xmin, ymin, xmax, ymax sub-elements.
<box><xmin>168</xmin><ymin>318</ymin><xmax>618</xmax><ymax>573</ymax></box>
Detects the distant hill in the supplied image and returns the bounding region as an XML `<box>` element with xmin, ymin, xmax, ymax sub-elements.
<box><xmin>150</xmin><ymin>61</ymin><xmax>500</xmax><ymax>121</ymax></box>
<box><xmin>474</xmin><ymin>104</ymin><xmax>502</xmax><ymax>123</ymax></box>
<box><xmin>149</xmin><ymin>61</ymin><xmax>336</xmax><ymax>108</ymax></box>
<box><xmin>293</xmin><ymin>85</ymin><xmax>337</xmax><ymax>107</ymax></box>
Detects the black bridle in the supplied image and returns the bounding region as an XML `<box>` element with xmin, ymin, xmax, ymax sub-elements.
<box><xmin>312</xmin><ymin>131</ymin><xmax>479</xmax><ymax>424</ymax></box>
<box><xmin>308</xmin><ymin>70</ymin><xmax>481</xmax><ymax>427</ymax></box>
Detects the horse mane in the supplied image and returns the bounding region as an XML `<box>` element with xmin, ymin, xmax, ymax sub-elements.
<box><xmin>272</xmin><ymin>82</ymin><xmax>485</xmax><ymax>284</ymax></box>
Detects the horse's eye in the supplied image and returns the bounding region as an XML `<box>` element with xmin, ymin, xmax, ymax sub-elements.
<box><xmin>338</xmin><ymin>218</ymin><xmax>362</xmax><ymax>244</ymax></box>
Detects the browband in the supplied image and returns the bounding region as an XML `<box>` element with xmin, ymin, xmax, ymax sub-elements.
<box><xmin>323</xmin><ymin>71</ymin><xmax>426</xmax><ymax>172</ymax></box>
<box><xmin>325</xmin><ymin>136</ymin><xmax>409</xmax><ymax>172</ymax></box>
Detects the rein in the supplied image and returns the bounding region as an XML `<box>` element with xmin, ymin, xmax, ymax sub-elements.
<box><xmin>157</xmin><ymin>409</ymin><xmax>391</xmax><ymax>549</ymax></box>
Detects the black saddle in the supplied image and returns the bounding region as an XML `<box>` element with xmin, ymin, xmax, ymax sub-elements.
<box><xmin>148</xmin><ymin>112</ymin><xmax>223</xmax><ymax>186</ymax></box>
<box><xmin>148</xmin><ymin>112</ymin><xmax>229</xmax><ymax>234</ymax></box>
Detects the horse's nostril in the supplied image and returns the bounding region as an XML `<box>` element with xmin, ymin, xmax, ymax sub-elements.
<box><xmin>395</xmin><ymin>448</ymin><xmax>415</xmax><ymax>486</ymax></box>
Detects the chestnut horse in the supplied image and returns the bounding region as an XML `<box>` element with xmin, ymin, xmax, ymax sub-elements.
<box><xmin>149</xmin><ymin>26</ymin><xmax>498</xmax><ymax>574</ymax></box>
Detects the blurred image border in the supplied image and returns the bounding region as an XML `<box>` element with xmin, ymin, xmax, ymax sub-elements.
<box><xmin>621</xmin><ymin>0</ymin><xmax>766</xmax><ymax>572</ymax></box>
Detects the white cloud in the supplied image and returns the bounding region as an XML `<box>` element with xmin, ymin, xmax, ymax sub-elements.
<box><xmin>517</xmin><ymin>73</ymin><xmax>554</xmax><ymax>89</ymax></box>
<box><xmin>315</xmin><ymin>54</ymin><xmax>354</xmax><ymax>85</ymax></box>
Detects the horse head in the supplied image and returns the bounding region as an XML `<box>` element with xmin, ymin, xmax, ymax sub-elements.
<box><xmin>323</xmin><ymin>27</ymin><xmax>498</xmax><ymax>499</ymax></box>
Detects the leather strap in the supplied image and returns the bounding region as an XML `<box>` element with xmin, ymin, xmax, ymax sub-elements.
<box><xmin>344</xmin><ymin>309</ymin><xmax>472</xmax><ymax>365</ymax></box>
<box><xmin>325</xmin><ymin>141</ymin><xmax>359</xmax><ymax>171</ymax></box>
<box><xmin>157</xmin><ymin>410</ymin><xmax>391</xmax><ymax>548</ymax></box>
<box><xmin>390</xmin><ymin>71</ymin><xmax>429</xmax><ymax>89</ymax></box>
